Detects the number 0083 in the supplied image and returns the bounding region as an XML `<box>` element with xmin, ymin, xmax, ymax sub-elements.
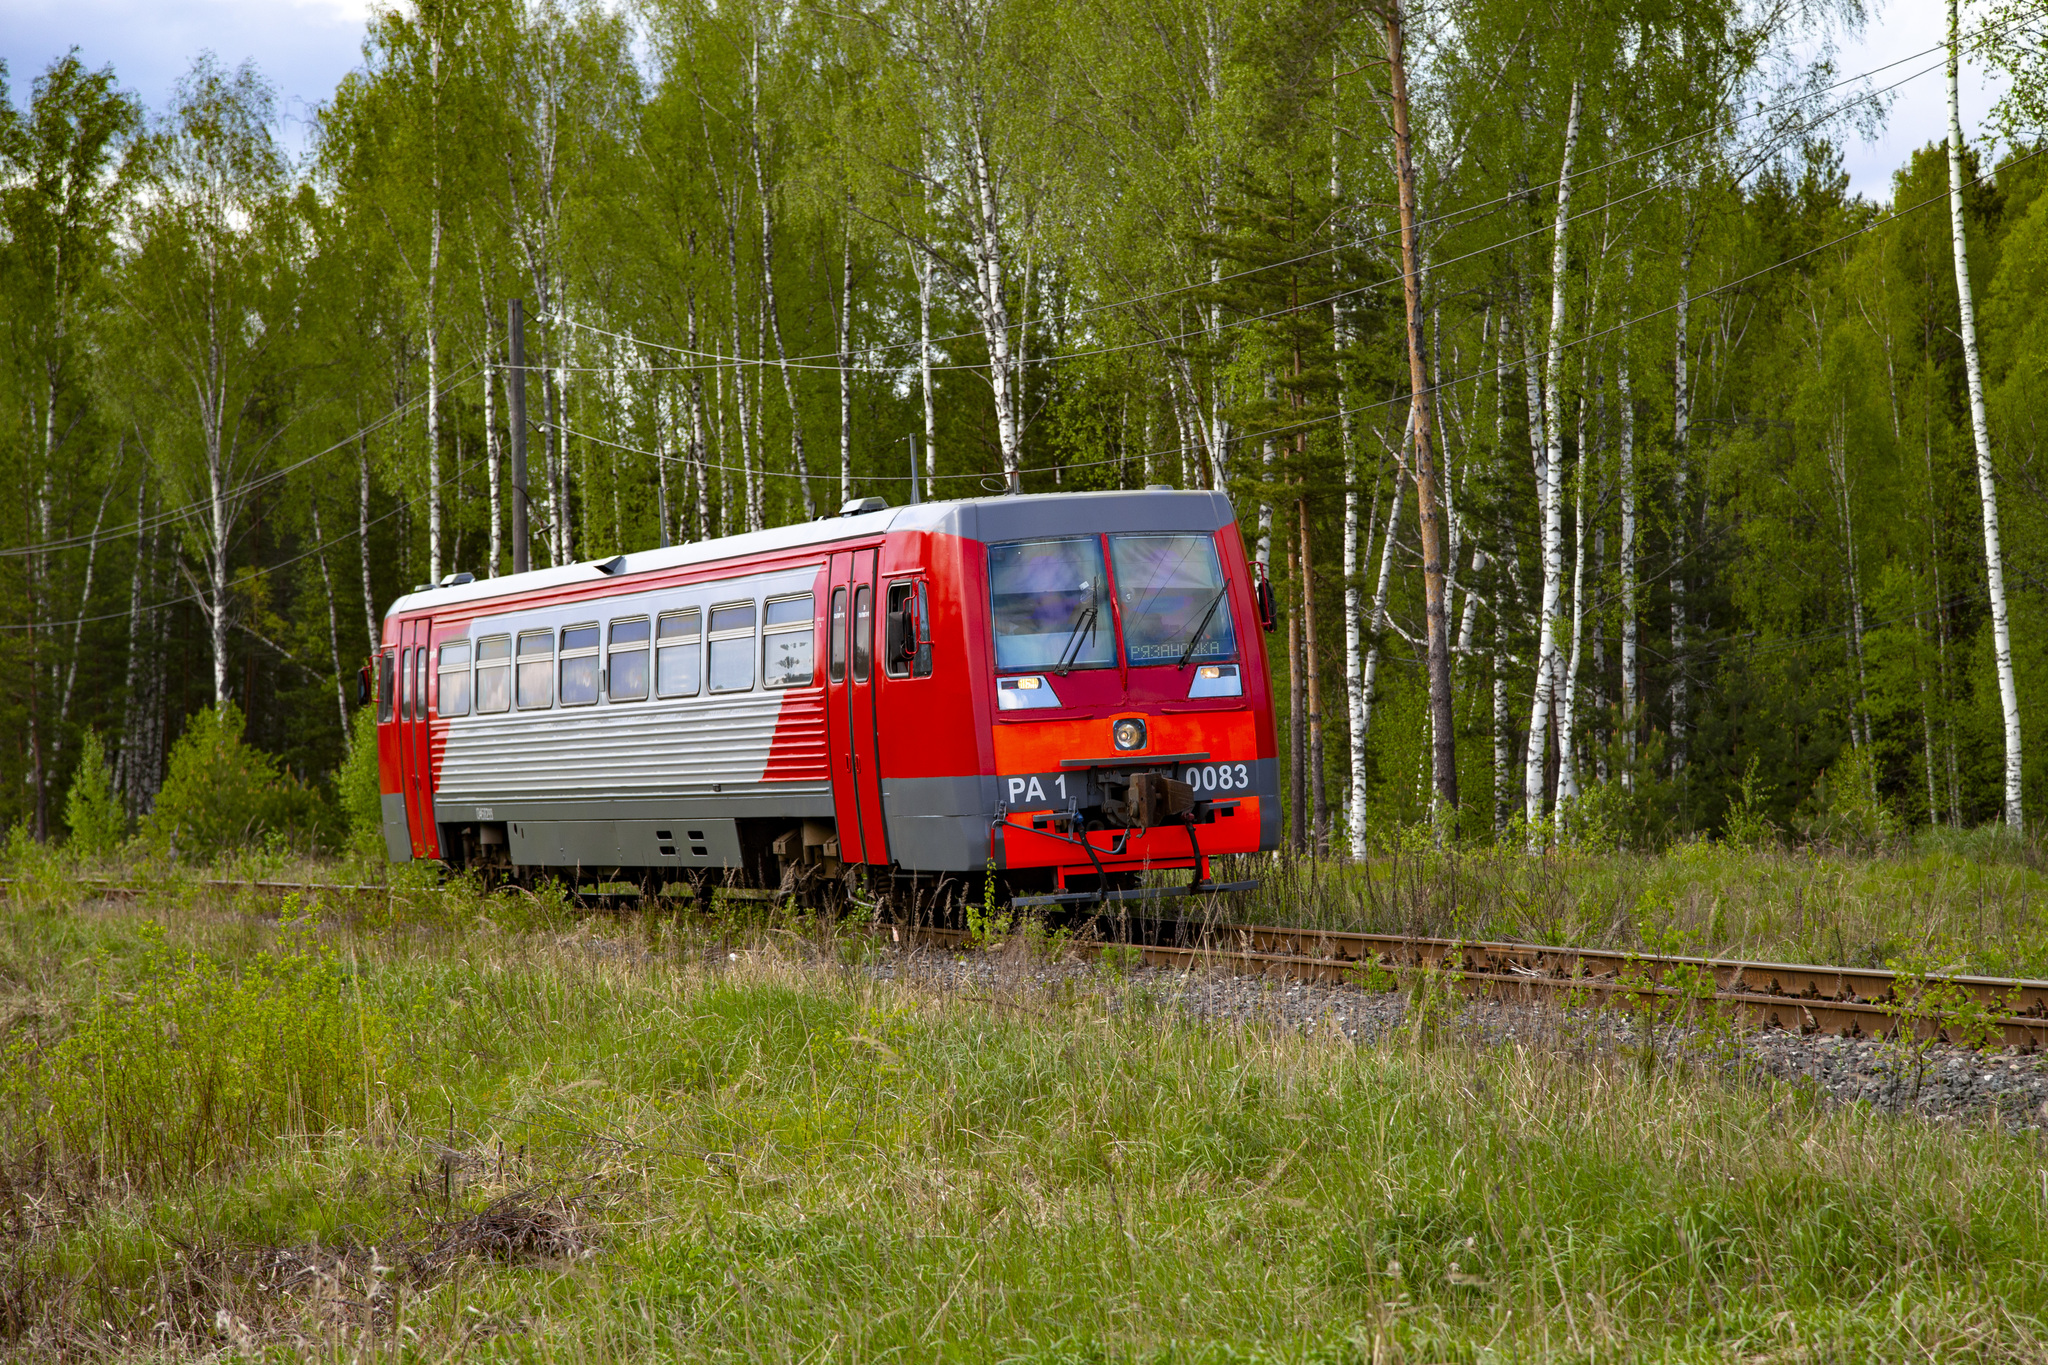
<box><xmin>1181</xmin><ymin>762</ymin><xmax>1251</xmax><ymax>793</ymax></box>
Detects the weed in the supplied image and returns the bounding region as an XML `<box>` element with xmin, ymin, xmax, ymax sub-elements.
<box><xmin>967</xmin><ymin>860</ymin><xmax>1015</xmax><ymax>947</ymax></box>
<box><xmin>1723</xmin><ymin>755</ymin><xmax>1779</xmax><ymax>850</ymax></box>
<box><xmin>1405</xmin><ymin>949</ymin><xmax>1465</xmax><ymax>1051</ymax></box>
<box><xmin>1099</xmin><ymin>943</ymin><xmax>1145</xmax><ymax>979</ymax></box>
<box><xmin>2</xmin><ymin>902</ymin><xmax>387</xmax><ymax>1185</ymax></box>
<box><xmin>1346</xmin><ymin>958</ymin><xmax>1399</xmax><ymax>993</ymax></box>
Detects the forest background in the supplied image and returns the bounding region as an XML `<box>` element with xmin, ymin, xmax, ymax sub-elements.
<box><xmin>4</xmin><ymin>0</ymin><xmax>2048</xmax><ymax>856</ymax></box>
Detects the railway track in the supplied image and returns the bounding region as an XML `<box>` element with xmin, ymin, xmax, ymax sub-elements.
<box><xmin>11</xmin><ymin>876</ymin><xmax>2045</xmax><ymax>1049</ymax></box>
<box><xmin>897</xmin><ymin>921</ymin><xmax>2048</xmax><ymax>1050</ymax></box>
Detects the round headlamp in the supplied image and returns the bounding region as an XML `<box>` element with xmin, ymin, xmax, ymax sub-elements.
<box><xmin>1113</xmin><ymin>718</ymin><xmax>1147</xmax><ymax>751</ymax></box>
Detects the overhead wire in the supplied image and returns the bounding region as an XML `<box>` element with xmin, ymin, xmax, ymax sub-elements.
<box><xmin>0</xmin><ymin>448</ymin><xmax>498</xmax><ymax>635</ymax></box>
<box><xmin>0</xmin><ymin>357</ymin><xmax>486</xmax><ymax>562</ymax></box>
<box><xmin>579</xmin><ymin>143</ymin><xmax>2038</xmax><ymax>490</ymax></box>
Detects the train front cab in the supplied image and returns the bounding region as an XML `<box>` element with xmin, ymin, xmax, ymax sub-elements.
<box><xmin>873</xmin><ymin>489</ymin><xmax>1282</xmax><ymax>905</ymax></box>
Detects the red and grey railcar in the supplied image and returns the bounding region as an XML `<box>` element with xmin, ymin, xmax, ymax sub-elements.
<box><xmin>375</xmin><ymin>488</ymin><xmax>1280</xmax><ymax>904</ymax></box>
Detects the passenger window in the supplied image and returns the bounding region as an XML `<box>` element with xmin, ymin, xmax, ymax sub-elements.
<box><xmin>763</xmin><ymin>594</ymin><xmax>815</xmax><ymax>688</ymax></box>
<box><xmin>609</xmin><ymin>617</ymin><xmax>650</xmax><ymax>701</ymax></box>
<box><xmin>709</xmin><ymin>601</ymin><xmax>757</xmax><ymax>693</ymax></box>
<box><xmin>475</xmin><ymin>635</ymin><xmax>511</xmax><ymax>713</ymax></box>
<box><xmin>516</xmin><ymin>630</ymin><xmax>553</xmax><ymax>709</ymax></box>
<box><xmin>400</xmin><ymin>647</ymin><xmax>413</xmax><ymax>721</ymax></box>
<box><xmin>436</xmin><ymin>641</ymin><xmax>472</xmax><ymax>717</ymax></box>
<box><xmin>559</xmin><ymin>623</ymin><xmax>600</xmax><ymax>706</ymax></box>
<box><xmin>852</xmin><ymin>586</ymin><xmax>872</xmax><ymax>682</ymax></box>
<box><xmin>377</xmin><ymin>649</ymin><xmax>395</xmax><ymax>724</ymax></box>
<box><xmin>829</xmin><ymin>588</ymin><xmax>847</xmax><ymax>682</ymax></box>
<box><xmin>656</xmin><ymin>609</ymin><xmax>702</xmax><ymax>697</ymax></box>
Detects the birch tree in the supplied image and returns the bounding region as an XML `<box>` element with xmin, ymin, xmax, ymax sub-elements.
<box><xmin>117</xmin><ymin>57</ymin><xmax>299</xmax><ymax>706</ymax></box>
<box><xmin>1946</xmin><ymin>0</ymin><xmax>2022</xmax><ymax>827</ymax></box>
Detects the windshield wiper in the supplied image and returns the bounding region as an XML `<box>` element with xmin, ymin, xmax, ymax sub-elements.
<box><xmin>1051</xmin><ymin>603</ymin><xmax>1099</xmax><ymax>676</ymax></box>
<box><xmin>1174</xmin><ymin>584</ymin><xmax>1229</xmax><ymax>669</ymax></box>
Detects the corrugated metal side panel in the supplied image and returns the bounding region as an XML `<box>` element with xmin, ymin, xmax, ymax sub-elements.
<box><xmin>435</xmin><ymin>692</ymin><xmax>789</xmax><ymax>804</ymax></box>
<box><xmin>762</xmin><ymin>686</ymin><xmax>829</xmax><ymax>782</ymax></box>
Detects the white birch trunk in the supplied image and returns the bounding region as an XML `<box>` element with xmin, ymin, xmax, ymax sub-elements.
<box><xmin>1557</xmin><ymin>399</ymin><xmax>1589</xmax><ymax>804</ymax></box>
<box><xmin>964</xmin><ymin>106</ymin><xmax>1022</xmax><ymax>486</ymax></box>
<box><xmin>749</xmin><ymin>37</ymin><xmax>816</xmax><ymax>520</ymax></box>
<box><xmin>311</xmin><ymin>493</ymin><xmax>350</xmax><ymax>741</ymax></box>
<box><xmin>427</xmin><ymin>202</ymin><xmax>443</xmax><ymax>584</ymax></box>
<box><xmin>1947</xmin><ymin>0</ymin><xmax>2024</xmax><ymax>826</ymax></box>
<box><xmin>1619</xmin><ymin>253</ymin><xmax>1638</xmax><ymax>785</ymax></box>
<box><xmin>1670</xmin><ymin>234</ymin><xmax>1693</xmax><ymax>769</ymax></box>
<box><xmin>359</xmin><ymin>428</ymin><xmax>377</xmax><ymax>655</ymax></box>
<box><xmin>839</xmin><ymin>220</ymin><xmax>854</xmax><ymax>504</ymax></box>
<box><xmin>473</xmin><ymin>223</ymin><xmax>502</xmax><ymax>578</ymax></box>
<box><xmin>1523</xmin><ymin>78</ymin><xmax>1581</xmax><ymax>836</ymax></box>
<box><xmin>117</xmin><ymin>470</ymin><xmax>149</xmax><ymax>810</ymax></box>
<box><xmin>918</xmin><ymin>246</ymin><xmax>936</xmax><ymax>489</ymax></box>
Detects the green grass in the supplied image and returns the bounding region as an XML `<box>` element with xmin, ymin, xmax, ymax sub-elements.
<box><xmin>1217</xmin><ymin>826</ymin><xmax>2048</xmax><ymax>978</ymax></box>
<box><xmin>5</xmin><ymin>873</ymin><xmax>2048</xmax><ymax>1361</ymax></box>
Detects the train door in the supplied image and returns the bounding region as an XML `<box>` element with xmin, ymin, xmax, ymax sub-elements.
<box><xmin>825</xmin><ymin>549</ymin><xmax>890</xmax><ymax>865</ymax></box>
<box><xmin>823</xmin><ymin>555</ymin><xmax>865</xmax><ymax>858</ymax></box>
<box><xmin>398</xmin><ymin>616</ymin><xmax>440</xmax><ymax>859</ymax></box>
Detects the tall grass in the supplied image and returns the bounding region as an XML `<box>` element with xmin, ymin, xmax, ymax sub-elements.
<box><xmin>2</xmin><ymin>903</ymin><xmax>387</xmax><ymax>1186</ymax></box>
<box><xmin>4</xmin><ymin>863</ymin><xmax>2048</xmax><ymax>1358</ymax></box>
<box><xmin>1215</xmin><ymin>826</ymin><xmax>2048</xmax><ymax>975</ymax></box>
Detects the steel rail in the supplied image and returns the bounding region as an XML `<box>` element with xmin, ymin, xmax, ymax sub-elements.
<box><xmin>893</xmin><ymin>923</ymin><xmax>2048</xmax><ymax>1050</ymax></box>
<box><xmin>11</xmin><ymin>876</ymin><xmax>2042</xmax><ymax>1048</ymax></box>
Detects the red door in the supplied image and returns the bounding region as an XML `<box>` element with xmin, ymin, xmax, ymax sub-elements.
<box><xmin>824</xmin><ymin>555</ymin><xmax>864</xmax><ymax>859</ymax></box>
<box><xmin>825</xmin><ymin>549</ymin><xmax>890</xmax><ymax>865</ymax></box>
<box><xmin>398</xmin><ymin>616</ymin><xmax>440</xmax><ymax>859</ymax></box>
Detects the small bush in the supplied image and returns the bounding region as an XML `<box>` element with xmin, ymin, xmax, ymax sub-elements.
<box><xmin>63</xmin><ymin>728</ymin><xmax>126</xmax><ymax>858</ymax></box>
<box><xmin>140</xmin><ymin>702</ymin><xmax>331</xmax><ymax>862</ymax></box>
<box><xmin>3</xmin><ymin>907</ymin><xmax>386</xmax><ymax>1185</ymax></box>
<box><xmin>335</xmin><ymin>705</ymin><xmax>385</xmax><ymax>863</ymax></box>
<box><xmin>1798</xmin><ymin>746</ymin><xmax>1902</xmax><ymax>853</ymax></box>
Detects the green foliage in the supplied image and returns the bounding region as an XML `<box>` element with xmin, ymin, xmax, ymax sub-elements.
<box><xmin>967</xmin><ymin>861</ymin><xmax>1014</xmax><ymax>947</ymax></box>
<box><xmin>1798</xmin><ymin>745</ymin><xmax>1903</xmax><ymax>853</ymax></box>
<box><xmin>62</xmin><ymin>728</ymin><xmax>125</xmax><ymax>857</ymax></box>
<box><xmin>1722</xmin><ymin>755</ymin><xmax>1779</xmax><ymax>850</ymax></box>
<box><xmin>139</xmin><ymin>702</ymin><xmax>331</xmax><ymax>863</ymax></box>
<box><xmin>335</xmin><ymin>704</ymin><xmax>385</xmax><ymax>863</ymax></box>
<box><xmin>3</xmin><ymin>906</ymin><xmax>385</xmax><ymax>1184</ymax></box>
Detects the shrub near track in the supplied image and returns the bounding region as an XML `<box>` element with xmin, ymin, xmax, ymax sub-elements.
<box><xmin>0</xmin><ymin>884</ymin><xmax>2046</xmax><ymax>1359</ymax></box>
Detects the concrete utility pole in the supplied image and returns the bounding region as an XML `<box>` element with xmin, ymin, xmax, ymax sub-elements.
<box><xmin>509</xmin><ymin>298</ymin><xmax>531</xmax><ymax>575</ymax></box>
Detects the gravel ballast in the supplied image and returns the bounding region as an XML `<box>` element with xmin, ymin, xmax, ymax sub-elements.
<box><xmin>868</xmin><ymin>941</ymin><xmax>2048</xmax><ymax>1128</ymax></box>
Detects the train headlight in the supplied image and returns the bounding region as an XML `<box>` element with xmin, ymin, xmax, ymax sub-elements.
<box><xmin>997</xmin><ymin>674</ymin><xmax>1063</xmax><ymax>710</ymax></box>
<box><xmin>1188</xmin><ymin>663</ymin><xmax>1242</xmax><ymax>698</ymax></box>
<box><xmin>1113</xmin><ymin>718</ymin><xmax>1147</xmax><ymax>751</ymax></box>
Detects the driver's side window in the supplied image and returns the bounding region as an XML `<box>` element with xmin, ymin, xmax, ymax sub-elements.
<box><xmin>884</xmin><ymin>580</ymin><xmax>933</xmax><ymax>679</ymax></box>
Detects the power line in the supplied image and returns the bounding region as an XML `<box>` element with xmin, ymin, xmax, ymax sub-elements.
<box><xmin>0</xmin><ymin>451</ymin><xmax>495</xmax><ymax>635</ymax></box>
<box><xmin>0</xmin><ymin>358</ymin><xmax>484</xmax><ymax>562</ymax></box>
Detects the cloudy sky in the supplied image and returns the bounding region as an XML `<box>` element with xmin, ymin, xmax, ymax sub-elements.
<box><xmin>0</xmin><ymin>0</ymin><xmax>2014</xmax><ymax>203</ymax></box>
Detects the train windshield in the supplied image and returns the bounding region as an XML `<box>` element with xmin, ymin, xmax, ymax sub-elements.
<box><xmin>988</xmin><ymin>537</ymin><xmax>1114</xmax><ymax>672</ymax></box>
<box><xmin>1110</xmin><ymin>533</ymin><xmax>1235</xmax><ymax>667</ymax></box>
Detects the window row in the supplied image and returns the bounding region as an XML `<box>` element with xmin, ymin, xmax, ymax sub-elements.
<box><xmin>383</xmin><ymin>578</ymin><xmax>936</xmax><ymax>723</ymax></box>
<box><xmin>431</xmin><ymin>595</ymin><xmax>814</xmax><ymax>718</ymax></box>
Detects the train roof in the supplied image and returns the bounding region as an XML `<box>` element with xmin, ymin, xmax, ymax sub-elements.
<box><xmin>384</xmin><ymin>486</ymin><xmax>1239</xmax><ymax>620</ymax></box>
